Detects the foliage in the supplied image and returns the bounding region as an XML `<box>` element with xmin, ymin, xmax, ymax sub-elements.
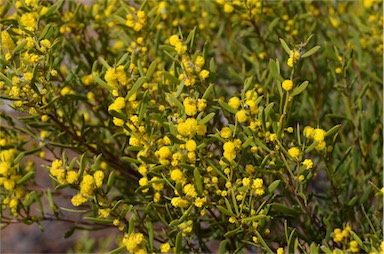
<box><xmin>0</xmin><ymin>0</ymin><xmax>382</xmax><ymax>253</ymax></box>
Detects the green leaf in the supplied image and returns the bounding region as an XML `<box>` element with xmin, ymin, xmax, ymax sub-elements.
<box><xmin>145</xmin><ymin>61</ymin><xmax>157</xmax><ymax>81</ymax></box>
<box><xmin>254</xmin><ymin>230</ymin><xmax>274</xmax><ymax>254</ymax></box>
<box><xmin>193</xmin><ymin>168</ymin><xmax>203</xmax><ymax>195</ymax></box>
<box><xmin>202</xmin><ymin>83</ymin><xmax>215</xmax><ymax>99</ymax></box>
<box><xmin>304</xmin><ymin>141</ymin><xmax>319</xmax><ymax>153</ymax></box>
<box><xmin>199</xmin><ymin>113</ymin><xmax>215</xmax><ymax>125</ymax></box>
<box><xmin>166</xmin><ymin>92</ymin><xmax>184</xmax><ymax>111</ymax></box>
<box><xmin>325</xmin><ymin>124</ymin><xmax>342</xmax><ymax>138</ymax></box>
<box><xmin>93</xmin><ymin>75</ymin><xmax>114</xmax><ymax>92</ymax></box>
<box><xmin>279</xmin><ymin>38</ymin><xmax>291</xmax><ymax>55</ymax></box>
<box><xmin>126</xmin><ymin>76</ymin><xmax>146</xmax><ymax>101</ymax></box>
<box><xmin>309</xmin><ymin>243</ymin><xmax>319</xmax><ymax>254</ymax></box>
<box><xmin>107</xmin><ymin>171</ymin><xmax>115</xmax><ymax>193</ymax></box>
<box><xmin>291</xmin><ymin>81</ymin><xmax>309</xmax><ymax>97</ymax></box>
<box><xmin>242</xmin><ymin>215</ymin><xmax>266</xmax><ymax>223</ymax></box>
<box><xmin>122</xmin><ymin>156</ymin><xmax>141</xmax><ymax>164</ymax></box>
<box><xmin>218</xmin><ymin>206</ymin><xmax>236</xmax><ymax>217</ymax></box>
<box><xmin>219</xmin><ymin>100</ymin><xmax>237</xmax><ymax>114</ymax></box>
<box><xmin>17</xmin><ymin>171</ymin><xmax>34</xmax><ymax>185</ymax></box>
<box><xmin>108</xmin><ymin>246</ymin><xmax>126</xmax><ymax>254</ymax></box>
<box><xmin>271</xmin><ymin>203</ymin><xmax>302</xmax><ymax>216</ymax></box>
<box><xmin>0</xmin><ymin>72</ymin><xmax>12</xmax><ymax>86</ymax></box>
<box><xmin>218</xmin><ymin>240</ymin><xmax>228</xmax><ymax>254</ymax></box>
<box><xmin>12</xmin><ymin>40</ymin><xmax>27</xmax><ymax>54</ymax></box>
<box><xmin>175</xmin><ymin>232</ymin><xmax>182</xmax><ymax>254</ymax></box>
<box><xmin>224</xmin><ymin>228</ymin><xmax>242</xmax><ymax>238</ymax></box>
<box><xmin>267</xmin><ymin>180</ymin><xmax>281</xmax><ymax>194</ymax></box>
<box><xmin>301</xmin><ymin>46</ymin><xmax>321</xmax><ymax>58</ymax></box>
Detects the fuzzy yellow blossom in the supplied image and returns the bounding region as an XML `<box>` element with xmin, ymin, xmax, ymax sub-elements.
<box><xmin>66</xmin><ymin>171</ymin><xmax>78</xmax><ymax>184</ymax></box>
<box><xmin>194</xmin><ymin>197</ymin><xmax>206</xmax><ymax>208</ymax></box>
<box><xmin>183</xmin><ymin>97</ymin><xmax>197</xmax><ymax>116</ymax></box>
<box><xmin>313</xmin><ymin>128</ymin><xmax>326</xmax><ymax>141</ymax></box>
<box><xmin>158</xmin><ymin>146</ymin><xmax>171</xmax><ymax>159</ymax></box>
<box><xmin>169</xmin><ymin>34</ymin><xmax>180</xmax><ymax>46</ymax></box>
<box><xmin>108</xmin><ymin>97</ymin><xmax>125</xmax><ymax>112</ymax></box>
<box><xmin>335</xmin><ymin>67</ymin><xmax>342</xmax><ymax>74</ymax></box>
<box><xmin>228</xmin><ymin>97</ymin><xmax>241</xmax><ymax>110</ymax></box>
<box><xmin>302</xmin><ymin>159</ymin><xmax>313</xmax><ymax>170</ymax></box>
<box><xmin>199</xmin><ymin>70</ymin><xmax>209</xmax><ymax>79</ymax></box>
<box><xmin>171</xmin><ymin>197</ymin><xmax>189</xmax><ymax>208</ymax></box>
<box><xmin>236</xmin><ymin>110</ymin><xmax>248</xmax><ymax>123</ymax></box>
<box><xmin>20</xmin><ymin>13</ymin><xmax>37</xmax><ymax>31</ymax></box>
<box><xmin>333</xmin><ymin>228</ymin><xmax>343</xmax><ymax>242</ymax></box>
<box><xmin>277</xmin><ymin>247</ymin><xmax>284</xmax><ymax>254</ymax></box>
<box><xmin>287</xmin><ymin>50</ymin><xmax>300</xmax><ymax>67</ymax></box>
<box><xmin>105</xmin><ymin>68</ymin><xmax>118</xmax><ymax>87</ymax></box>
<box><xmin>183</xmin><ymin>183</ymin><xmax>197</xmax><ymax>197</ymax></box>
<box><xmin>220</xmin><ymin>127</ymin><xmax>232</xmax><ymax>139</ymax></box>
<box><xmin>303</xmin><ymin>126</ymin><xmax>314</xmax><ymax>138</ymax></box>
<box><xmin>195</xmin><ymin>56</ymin><xmax>205</xmax><ymax>67</ymax></box>
<box><xmin>349</xmin><ymin>240</ymin><xmax>359</xmax><ymax>253</ymax></box>
<box><xmin>224</xmin><ymin>3</ymin><xmax>234</xmax><ymax>13</ymax></box>
<box><xmin>1</xmin><ymin>31</ymin><xmax>15</xmax><ymax>51</ymax></box>
<box><xmin>288</xmin><ymin>147</ymin><xmax>300</xmax><ymax>159</ymax></box>
<box><xmin>175</xmin><ymin>41</ymin><xmax>187</xmax><ymax>54</ymax></box>
<box><xmin>122</xmin><ymin>233</ymin><xmax>145</xmax><ymax>253</ymax></box>
<box><xmin>71</xmin><ymin>193</ymin><xmax>87</xmax><ymax>206</ymax></box>
<box><xmin>81</xmin><ymin>74</ymin><xmax>94</xmax><ymax>86</ymax></box>
<box><xmin>178</xmin><ymin>118</ymin><xmax>198</xmax><ymax>137</ymax></box>
<box><xmin>160</xmin><ymin>243</ymin><xmax>171</xmax><ymax>253</ymax></box>
<box><xmin>282</xmin><ymin>80</ymin><xmax>293</xmax><ymax>91</ymax></box>
<box><xmin>197</xmin><ymin>99</ymin><xmax>207</xmax><ymax>111</ymax></box>
<box><xmin>80</xmin><ymin>175</ymin><xmax>95</xmax><ymax>197</ymax></box>
<box><xmin>170</xmin><ymin>168</ymin><xmax>185</xmax><ymax>183</ymax></box>
<box><xmin>113</xmin><ymin>117</ymin><xmax>124</xmax><ymax>126</ymax></box>
<box><xmin>223</xmin><ymin>141</ymin><xmax>236</xmax><ymax>162</ymax></box>
<box><xmin>242</xmin><ymin>177</ymin><xmax>251</xmax><ymax>187</ymax></box>
<box><xmin>185</xmin><ymin>140</ymin><xmax>197</xmax><ymax>151</ymax></box>
<box><xmin>93</xmin><ymin>170</ymin><xmax>104</xmax><ymax>188</ymax></box>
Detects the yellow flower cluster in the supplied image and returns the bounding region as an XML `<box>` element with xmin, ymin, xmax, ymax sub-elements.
<box><xmin>287</xmin><ymin>50</ymin><xmax>300</xmax><ymax>67</ymax></box>
<box><xmin>0</xmin><ymin>149</ymin><xmax>19</xmax><ymax>191</ymax></box>
<box><xmin>105</xmin><ymin>66</ymin><xmax>128</xmax><ymax>87</ymax></box>
<box><xmin>223</xmin><ymin>139</ymin><xmax>241</xmax><ymax>162</ymax></box>
<box><xmin>122</xmin><ymin>232</ymin><xmax>146</xmax><ymax>253</ymax></box>
<box><xmin>126</xmin><ymin>9</ymin><xmax>147</xmax><ymax>32</ymax></box>
<box><xmin>304</xmin><ymin>126</ymin><xmax>327</xmax><ymax>151</ymax></box>
<box><xmin>71</xmin><ymin>170</ymin><xmax>104</xmax><ymax>207</ymax></box>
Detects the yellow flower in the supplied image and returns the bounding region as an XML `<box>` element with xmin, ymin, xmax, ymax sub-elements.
<box><xmin>160</xmin><ymin>243</ymin><xmax>171</xmax><ymax>253</ymax></box>
<box><xmin>183</xmin><ymin>97</ymin><xmax>197</xmax><ymax>116</ymax></box>
<box><xmin>228</xmin><ymin>97</ymin><xmax>240</xmax><ymax>109</ymax></box>
<box><xmin>93</xmin><ymin>170</ymin><xmax>104</xmax><ymax>188</ymax></box>
<box><xmin>302</xmin><ymin>159</ymin><xmax>313</xmax><ymax>170</ymax></box>
<box><xmin>194</xmin><ymin>197</ymin><xmax>206</xmax><ymax>208</ymax></box>
<box><xmin>224</xmin><ymin>3</ymin><xmax>234</xmax><ymax>13</ymax></box>
<box><xmin>349</xmin><ymin>240</ymin><xmax>359</xmax><ymax>253</ymax></box>
<box><xmin>288</xmin><ymin>147</ymin><xmax>300</xmax><ymax>159</ymax></box>
<box><xmin>236</xmin><ymin>110</ymin><xmax>248</xmax><ymax>123</ymax></box>
<box><xmin>80</xmin><ymin>175</ymin><xmax>95</xmax><ymax>197</ymax></box>
<box><xmin>313</xmin><ymin>128</ymin><xmax>326</xmax><ymax>141</ymax></box>
<box><xmin>108</xmin><ymin>97</ymin><xmax>125</xmax><ymax>112</ymax></box>
<box><xmin>71</xmin><ymin>193</ymin><xmax>87</xmax><ymax>206</ymax></box>
<box><xmin>282</xmin><ymin>80</ymin><xmax>293</xmax><ymax>91</ymax></box>
<box><xmin>277</xmin><ymin>247</ymin><xmax>284</xmax><ymax>254</ymax></box>
<box><xmin>220</xmin><ymin>127</ymin><xmax>232</xmax><ymax>139</ymax></box>
<box><xmin>158</xmin><ymin>146</ymin><xmax>171</xmax><ymax>159</ymax></box>
<box><xmin>169</xmin><ymin>34</ymin><xmax>180</xmax><ymax>46</ymax></box>
<box><xmin>303</xmin><ymin>126</ymin><xmax>314</xmax><ymax>138</ymax></box>
<box><xmin>66</xmin><ymin>171</ymin><xmax>78</xmax><ymax>184</ymax></box>
<box><xmin>170</xmin><ymin>168</ymin><xmax>184</xmax><ymax>183</ymax></box>
<box><xmin>199</xmin><ymin>70</ymin><xmax>209</xmax><ymax>79</ymax></box>
<box><xmin>183</xmin><ymin>183</ymin><xmax>197</xmax><ymax>197</ymax></box>
<box><xmin>185</xmin><ymin>140</ymin><xmax>197</xmax><ymax>151</ymax></box>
